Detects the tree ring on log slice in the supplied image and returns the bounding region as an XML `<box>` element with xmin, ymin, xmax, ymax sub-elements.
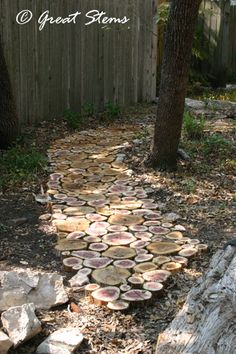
<box><xmin>130</xmin><ymin>240</ymin><xmax>150</xmax><ymax>249</ymax></box>
<box><xmin>103</xmin><ymin>246</ymin><xmax>136</xmax><ymax>259</ymax></box>
<box><xmin>148</xmin><ymin>227</ymin><xmax>170</xmax><ymax>235</ymax></box>
<box><xmin>135</xmin><ymin>254</ymin><xmax>154</xmax><ymax>263</ymax></box>
<box><xmin>161</xmin><ymin>261</ymin><xmax>182</xmax><ymax>273</ymax></box>
<box><xmin>129</xmin><ymin>225</ymin><xmax>148</xmax><ymax>232</ymax></box>
<box><xmin>91</xmin><ymin>286</ymin><xmax>120</xmax><ymax>306</ymax></box>
<box><xmin>134</xmin><ymin>262</ymin><xmax>158</xmax><ymax>273</ymax></box>
<box><xmin>54</xmin><ymin>218</ymin><xmax>90</xmax><ymax>233</ymax></box>
<box><xmin>134</xmin><ymin>232</ymin><xmax>152</xmax><ymax>241</ymax></box>
<box><xmin>55</xmin><ymin>239</ymin><xmax>88</xmax><ymax>252</ymax></box>
<box><xmin>89</xmin><ymin>243</ymin><xmax>108</xmax><ymax>252</ymax></box>
<box><xmin>63</xmin><ymin>257</ymin><xmax>83</xmax><ymax>271</ymax></box>
<box><xmin>108</xmin><ymin>214</ymin><xmax>144</xmax><ymax>226</ymax></box>
<box><xmin>107</xmin><ymin>300</ymin><xmax>129</xmax><ymax>311</ymax></box>
<box><xmin>147</xmin><ymin>242</ymin><xmax>181</xmax><ymax>255</ymax></box>
<box><xmin>113</xmin><ymin>259</ymin><xmax>136</xmax><ymax>269</ymax></box>
<box><xmin>188</xmin><ymin>238</ymin><xmax>200</xmax><ymax>245</ymax></box>
<box><xmin>63</xmin><ymin>206</ymin><xmax>95</xmax><ymax>216</ymax></box>
<box><xmin>120</xmin><ymin>284</ymin><xmax>132</xmax><ymax>292</ymax></box>
<box><xmin>103</xmin><ymin>232</ymin><xmax>136</xmax><ymax>246</ymax></box>
<box><xmin>197</xmin><ymin>244</ymin><xmax>208</xmax><ymax>253</ymax></box>
<box><xmin>86</xmin><ymin>213</ymin><xmax>107</xmax><ymax>222</ymax></box>
<box><xmin>71</xmin><ymin>250</ymin><xmax>100</xmax><ymax>259</ymax></box>
<box><xmin>84</xmin><ymin>257</ymin><xmax>113</xmax><ymax>269</ymax></box>
<box><xmin>79</xmin><ymin>194</ymin><xmax>106</xmax><ymax>202</ymax></box>
<box><xmin>171</xmin><ymin>256</ymin><xmax>188</xmax><ymax>266</ymax></box>
<box><xmin>121</xmin><ymin>289</ymin><xmax>152</xmax><ymax>302</ymax></box>
<box><xmin>84</xmin><ymin>236</ymin><xmax>101</xmax><ymax>243</ymax></box>
<box><xmin>178</xmin><ymin>248</ymin><xmax>198</xmax><ymax>258</ymax></box>
<box><xmin>143</xmin><ymin>270</ymin><xmax>171</xmax><ymax>282</ymax></box>
<box><xmin>143</xmin><ymin>221</ymin><xmax>161</xmax><ymax>227</ymax></box>
<box><xmin>92</xmin><ymin>265</ymin><xmax>131</xmax><ymax>286</ymax></box>
<box><xmin>77</xmin><ymin>268</ymin><xmax>92</xmax><ymax>276</ymax></box>
<box><xmin>143</xmin><ymin>282</ymin><xmax>163</xmax><ymax>294</ymax></box>
<box><xmin>128</xmin><ymin>276</ymin><xmax>144</xmax><ymax>287</ymax></box>
<box><xmin>153</xmin><ymin>256</ymin><xmax>171</xmax><ymax>266</ymax></box>
<box><xmin>66</xmin><ymin>231</ymin><xmax>85</xmax><ymax>240</ymax></box>
<box><xmin>107</xmin><ymin>225</ymin><xmax>128</xmax><ymax>232</ymax></box>
<box><xmin>165</xmin><ymin>231</ymin><xmax>183</xmax><ymax>240</ymax></box>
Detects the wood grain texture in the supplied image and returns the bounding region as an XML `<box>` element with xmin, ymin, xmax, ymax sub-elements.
<box><xmin>156</xmin><ymin>246</ymin><xmax>236</xmax><ymax>354</ymax></box>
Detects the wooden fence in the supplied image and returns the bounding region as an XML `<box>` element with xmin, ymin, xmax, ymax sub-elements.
<box><xmin>0</xmin><ymin>0</ymin><xmax>157</xmax><ymax>125</ymax></box>
<box><xmin>199</xmin><ymin>0</ymin><xmax>236</xmax><ymax>82</ymax></box>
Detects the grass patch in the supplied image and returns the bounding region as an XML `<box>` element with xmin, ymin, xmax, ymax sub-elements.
<box><xmin>0</xmin><ymin>143</ymin><xmax>46</xmax><ymax>191</ymax></box>
<box><xmin>183</xmin><ymin>111</ymin><xmax>205</xmax><ymax>140</ymax></box>
<box><xmin>64</xmin><ymin>109</ymin><xmax>83</xmax><ymax>130</ymax></box>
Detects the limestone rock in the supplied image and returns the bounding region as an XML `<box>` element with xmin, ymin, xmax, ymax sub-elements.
<box><xmin>163</xmin><ymin>213</ymin><xmax>181</xmax><ymax>222</ymax></box>
<box><xmin>0</xmin><ymin>270</ymin><xmax>68</xmax><ymax>311</ymax></box>
<box><xmin>1</xmin><ymin>303</ymin><xmax>42</xmax><ymax>347</ymax></box>
<box><xmin>36</xmin><ymin>328</ymin><xmax>83</xmax><ymax>354</ymax></box>
<box><xmin>0</xmin><ymin>331</ymin><xmax>13</xmax><ymax>354</ymax></box>
<box><xmin>68</xmin><ymin>273</ymin><xmax>89</xmax><ymax>288</ymax></box>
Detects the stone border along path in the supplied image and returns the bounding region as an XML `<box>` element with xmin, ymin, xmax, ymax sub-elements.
<box><xmin>45</xmin><ymin>125</ymin><xmax>208</xmax><ymax>309</ymax></box>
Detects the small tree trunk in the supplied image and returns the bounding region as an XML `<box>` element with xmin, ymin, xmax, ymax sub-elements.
<box><xmin>149</xmin><ymin>0</ymin><xmax>201</xmax><ymax>171</ymax></box>
<box><xmin>155</xmin><ymin>246</ymin><xmax>236</xmax><ymax>354</ymax></box>
<box><xmin>0</xmin><ymin>34</ymin><xmax>19</xmax><ymax>149</ymax></box>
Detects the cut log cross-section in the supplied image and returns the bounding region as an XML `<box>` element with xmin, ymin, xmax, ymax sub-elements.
<box><xmin>155</xmin><ymin>246</ymin><xmax>236</xmax><ymax>354</ymax></box>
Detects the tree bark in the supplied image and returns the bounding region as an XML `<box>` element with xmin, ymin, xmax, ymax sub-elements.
<box><xmin>149</xmin><ymin>0</ymin><xmax>201</xmax><ymax>171</ymax></box>
<box><xmin>155</xmin><ymin>246</ymin><xmax>236</xmax><ymax>354</ymax></box>
<box><xmin>0</xmin><ymin>34</ymin><xmax>19</xmax><ymax>149</ymax></box>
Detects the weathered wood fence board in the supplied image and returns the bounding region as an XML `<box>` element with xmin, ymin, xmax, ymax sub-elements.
<box><xmin>0</xmin><ymin>0</ymin><xmax>157</xmax><ymax>126</ymax></box>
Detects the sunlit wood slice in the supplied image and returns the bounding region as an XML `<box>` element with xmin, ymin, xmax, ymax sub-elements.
<box><xmin>143</xmin><ymin>269</ymin><xmax>171</xmax><ymax>282</ymax></box>
<box><xmin>178</xmin><ymin>248</ymin><xmax>198</xmax><ymax>258</ymax></box>
<box><xmin>66</xmin><ymin>201</ymin><xmax>86</xmax><ymax>207</ymax></box>
<box><xmin>129</xmin><ymin>225</ymin><xmax>148</xmax><ymax>232</ymax></box>
<box><xmin>143</xmin><ymin>282</ymin><xmax>163</xmax><ymax>293</ymax></box>
<box><xmin>142</xmin><ymin>203</ymin><xmax>159</xmax><ymax>210</ymax></box>
<box><xmin>122</xmin><ymin>191</ymin><xmax>137</xmax><ymax>197</ymax></box>
<box><xmin>77</xmin><ymin>268</ymin><xmax>92</xmax><ymax>276</ymax></box>
<box><xmin>71</xmin><ymin>250</ymin><xmax>100</xmax><ymax>259</ymax></box>
<box><xmin>120</xmin><ymin>284</ymin><xmax>132</xmax><ymax>292</ymax></box>
<box><xmin>92</xmin><ymin>266</ymin><xmax>130</xmax><ymax>286</ymax></box>
<box><xmin>165</xmin><ymin>231</ymin><xmax>183</xmax><ymax>240</ymax></box>
<box><xmin>188</xmin><ymin>238</ymin><xmax>200</xmax><ymax>245</ymax></box>
<box><xmin>113</xmin><ymin>209</ymin><xmax>132</xmax><ymax>215</ymax></box>
<box><xmin>103</xmin><ymin>232</ymin><xmax>136</xmax><ymax>246</ymax></box>
<box><xmin>143</xmin><ymin>220</ymin><xmax>161</xmax><ymax>226</ymax></box>
<box><xmin>123</xmin><ymin>197</ymin><xmax>137</xmax><ymax>202</ymax></box>
<box><xmin>147</xmin><ymin>242</ymin><xmax>181</xmax><ymax>255</ymax></box>
<box><xmin>101</xmin><ymin>176</ymin><xmax>116</xmax><ymax>183</ymax></box>
<box><xmin>130</xmin><ymin>240</ymin><xmax>150</xmax><ymax>249</ymax></box>
<box><xmin>145</xmin><ymin>213</ymin><xmax>162</xmax><ymax>220</ymax></box>
<box><xmin>54</xmin><ymin>218</ymin><xmax>90</xmax><ymax>233</ymax></box>
<box><xmin>136</xmin><ymin>249</ymin><xmax>148</xmax><ymax>255</ymax></box>
<box><xmin>134</xmin><ymin>262</ymin><xmax>157</xmax><ymax>273</ymax></box>
<box><xmin>162</xmin><ymin>261</ymin><xmax>182</xmax><ymax>273</ymax></box>
<box><xmin>63</xmin><ymin>206</ymin><xmax>95</xmax><ymax>216</ymax></box>
<box><xmin>113</xmin><ymin>259</ymin><xmax>136</xmax><ymax>269</ymax></box>
<box><xmin>86</xmin><ymin>227</ymin><xmax>107</xmax><ymax>237</ymax></box>
<box><xmin>89</xmin><ymin>243</ymin><xmax>108</xmax><ymax>252</ymax></box>
<box><xmin>103</xmin><ymin>246</ymin><xmax>136</xmax><ymax>259</ymax></box>
<box><xmin>86</xmin><ymin>213</ymin><xmax>107</xmax><ymax>222</ymax></box>
<box><xmin>111</xmin><ymin>201</ymin><xmax>142</xmax><ymax>210</ymax></box>
<box><xmin>84</xmin><ymin>236</ymin><xmax>101</xmax><ymax>243</ymax></box>
<box><xmin>79</xmin><ymin>194</ymin><xmax>106</xmax><ymax>202</ymax></box>
<box><xmin>149</xmin><ymin>227</ymin><xmax>170</xmax><ymax>235</ymax></box>
<box><xmin>55</xmin><ymin>239</ymin><xmax>88</xmax><ymax>252</ymax></box>
<box><xmin>133</xmin><ymin>209</ymin><xmax>156</xmax><ymax>216</ymax></box>
<box><xmin>153</xmin><ymin>256</ymin><xmax>171</xmax><ymax>266</ymax></box>
<box><xmin>171</xmin><ymin>256</ymin><xmax>188</xmax><ymax>266</ymax></box>
<box><xmin>88</xmin><ymin>200</ymin><xmax>107</xmax><ymax>208</ymax></box>
<box><xmin>85</xmin><ymin>283</ymin><xmax>100</xmax><ymax>299</ymax></box>
<box><xmin>63</xmin><ymin>257</ymin><xmax>83</xmax><ymax>271</ymax></box>
<box><xmin>107</xmin><ymin>300</ymin><xmax>129</xmax><ymax>311</ymax></box>
<box><xmin>111</xmin><ymin>160</ymin><xmax>127</xmax><ymax>169</ymax></box>
<box><xmin>91</xmin><ymin>286</ymin><xmax>120</xmax><ymax>306</ymax></box>
<box><xmin>135</xmin><ymin>254</ymin><xmax>154</xmax><ymax>263</ymax></box>
<box><xmin>96</xmin><ymin>207</ymin><xmax>114</xmax><ymax>216</ymax></box>
<box><xmin>108</xmin><ymin>214</ymin><xmax>144</xmax><ymax>226</ymax></box>
<box><xmin>152</xmin><ymin>236</ymin><xmax>164</xmax><ymax>242</ymax></box>
<box><xmin>54</xmin><ymin>193</ymin><xmax>68</xmax><ymax>200</ymax></box>
<box><xmin>107</xmin><ymin>225</ymin><xmax>128</xmax><ymax>232</ymax></box>
<box><xmin>121</xmin><ymin>289</ymin><xmax>152</xmax><ymax>302</ymax></box>
<box><xmin>128</xmin><ymin>276</ymin><xmax>144</xmax><ymax>287</ymax></box>
<box><xmin>134</xmin><ymin>232</ymin><xmax>152</xmax><ymax>241</ymax></box>
<box><xmin>84</xmin><ymin>257</ymin><xmax>113</xmax><ymax>269</ymax></box>
<box><xmin>66</xmin><ymin>231</ymin><xmax>85</xmax><ymax>240</ymax></box>
<box><xmin>109</xmin><ymin>185</ymin><xmax>133</xmax><ymax>194</ymax></box>
<box><xmin>197</xmin><ymin>243</ymin><xmax>208</xmax><ymax>253</ymax></box>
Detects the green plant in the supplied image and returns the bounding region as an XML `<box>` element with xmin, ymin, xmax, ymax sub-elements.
<box><xmin>0</xmin><ymin>223</ymin><xmax>9</xmax><ymax>232</ymax></box>
<box><xmin>182</xmin><ymin>178</ymin><xmax>197</xmax><ymax>194</ymax></box>
<box><xmin>64</xmin><ymin>108</ymin><xmax>82</xmax><ymax>129</ymax></box>
<box><xmin>0</xmin><ymin>144</ymin><xmax>46</xmax><ymax>190</ymax></box>
<box><xmin>203</xmin><ymin>134</ymin><xmax>230</xmax><ymax>154</ymax></box>
<box><xmin>183</xmin><ymin>111</ymin><xmax>205</xmax><ymax>140</ymax></box>
<box><xmin>105</xmin><ymin>102</ymin><xmax>121</xmax><ymax>118</ymax></box>
<box><xmin>82</xmin><ymin>103</ymin><xmax>95</xmax><ymax>117</ymax></box>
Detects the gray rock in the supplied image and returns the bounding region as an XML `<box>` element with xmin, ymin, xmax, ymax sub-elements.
<box><xmin>68</xmin><ymin>273</ymin><xmax>89</xmax><ymax>288</ymax></box>
<box><xmin>185</xmin><ymin>98</ymin><xmax>206</xmax><ymax>110</ymax></box>
<box><xmin>0</xmin><ymin>331</ymin><xmax>13</xmax><ymax>354</ymax></box>
<box><xmin>173</xmin><ymin>224</ymin><xmax>186</xmax><ymax>232</ymax></box>
<box><xmin>36</xmin><ymin>328</ymin><xmax>83</xmax><ymax>354</ymax></box>
<box><xmin>0</xmin><ymin>270</ymin><xmax>68</xmax><ymax>311</ymax></box>
<box><xmin>9</xmin><ymin>217</ymin><xmax>28</xmax><ymax>226</ymax></box>
<box><xmin>1</xmin><ymin>303</ymin><xmax>41</xmax><ymax>347</ymax></box>
<box><xmin>163</xmin><ymin>212</ymin><xmax>181</xmax><ymax>222</ymax></box>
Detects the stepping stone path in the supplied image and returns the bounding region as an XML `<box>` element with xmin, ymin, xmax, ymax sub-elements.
<box><xmin>45</xmin><ymin>126</ymin><xmax>208</xmax><ymax>310</ymax></box>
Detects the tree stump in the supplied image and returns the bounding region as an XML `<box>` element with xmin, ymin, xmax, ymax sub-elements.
<box><xmin>155</xmin><ymin>246</ymin><xmax>236</xmax><ymax>354</ymax></box>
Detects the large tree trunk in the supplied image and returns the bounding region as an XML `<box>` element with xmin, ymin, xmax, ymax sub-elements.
<box><xmin>155</xmin><ymin>246</ymin><xmax>236</xmax><ymax>354</ymax></box>
<box><xmin>0</xmin><ymin>34</ymin><xmax>19</xmax><ymax>149</ymax></box>
<box><xmin>149</xmin><ymin>0</ymin><xmax>201</xmax><ymax>171</ymax></box>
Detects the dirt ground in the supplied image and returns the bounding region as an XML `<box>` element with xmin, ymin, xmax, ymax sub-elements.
<box><xmin>0</xmin><ymin>104</ymin><xmax>235</xmax><ymax>353</ymax></box>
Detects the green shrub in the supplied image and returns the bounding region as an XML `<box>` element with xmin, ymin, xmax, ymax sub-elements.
<box><xmin>203</xmin><ymin>134</ymin><xmax>230</xmax><ymax>154</ymax></box>
<box><xmin>183</xmin><ymin>111</ymin><xmax>205</xmax><ymax>140</ymax></box>
<box><xmin>82</xmin><ymin>103</ymin><xmax>95</xmax><ymax>117</ymax></box>
<box><xmin>105</xmin><ymin>102</ymin><xmax>121</xmax><ymax>118</ymax></box>
<box><xmin>64</xmin><ymin>109</ymin><xmax>82</xmax><ymax>129</ymax></box>
<box><xmin>0</xmin><ymin>144</ymin><xmax>46</xmax><ymax>189</ymax></box>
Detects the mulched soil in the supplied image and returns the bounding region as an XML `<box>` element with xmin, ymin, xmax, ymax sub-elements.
<box><xmin>0</xmin><ymin>104</ymin><xmax>235</xmax><ymax>353</ymax></box>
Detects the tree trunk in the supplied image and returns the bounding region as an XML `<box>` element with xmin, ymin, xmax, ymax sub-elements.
<box><xmin>149</xmin><ymin>0</ymin><xmax>201</xmax><ymax>171</ymax></box>
<box><xmin>0</xmin><ymin>34</ymin><xmax>19</xmax><ymax>149</ymax></box>
<box><xmin>155</xmin><ymin>246</ymin><xmax>236</xmax><ymax>354</ymax></box>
